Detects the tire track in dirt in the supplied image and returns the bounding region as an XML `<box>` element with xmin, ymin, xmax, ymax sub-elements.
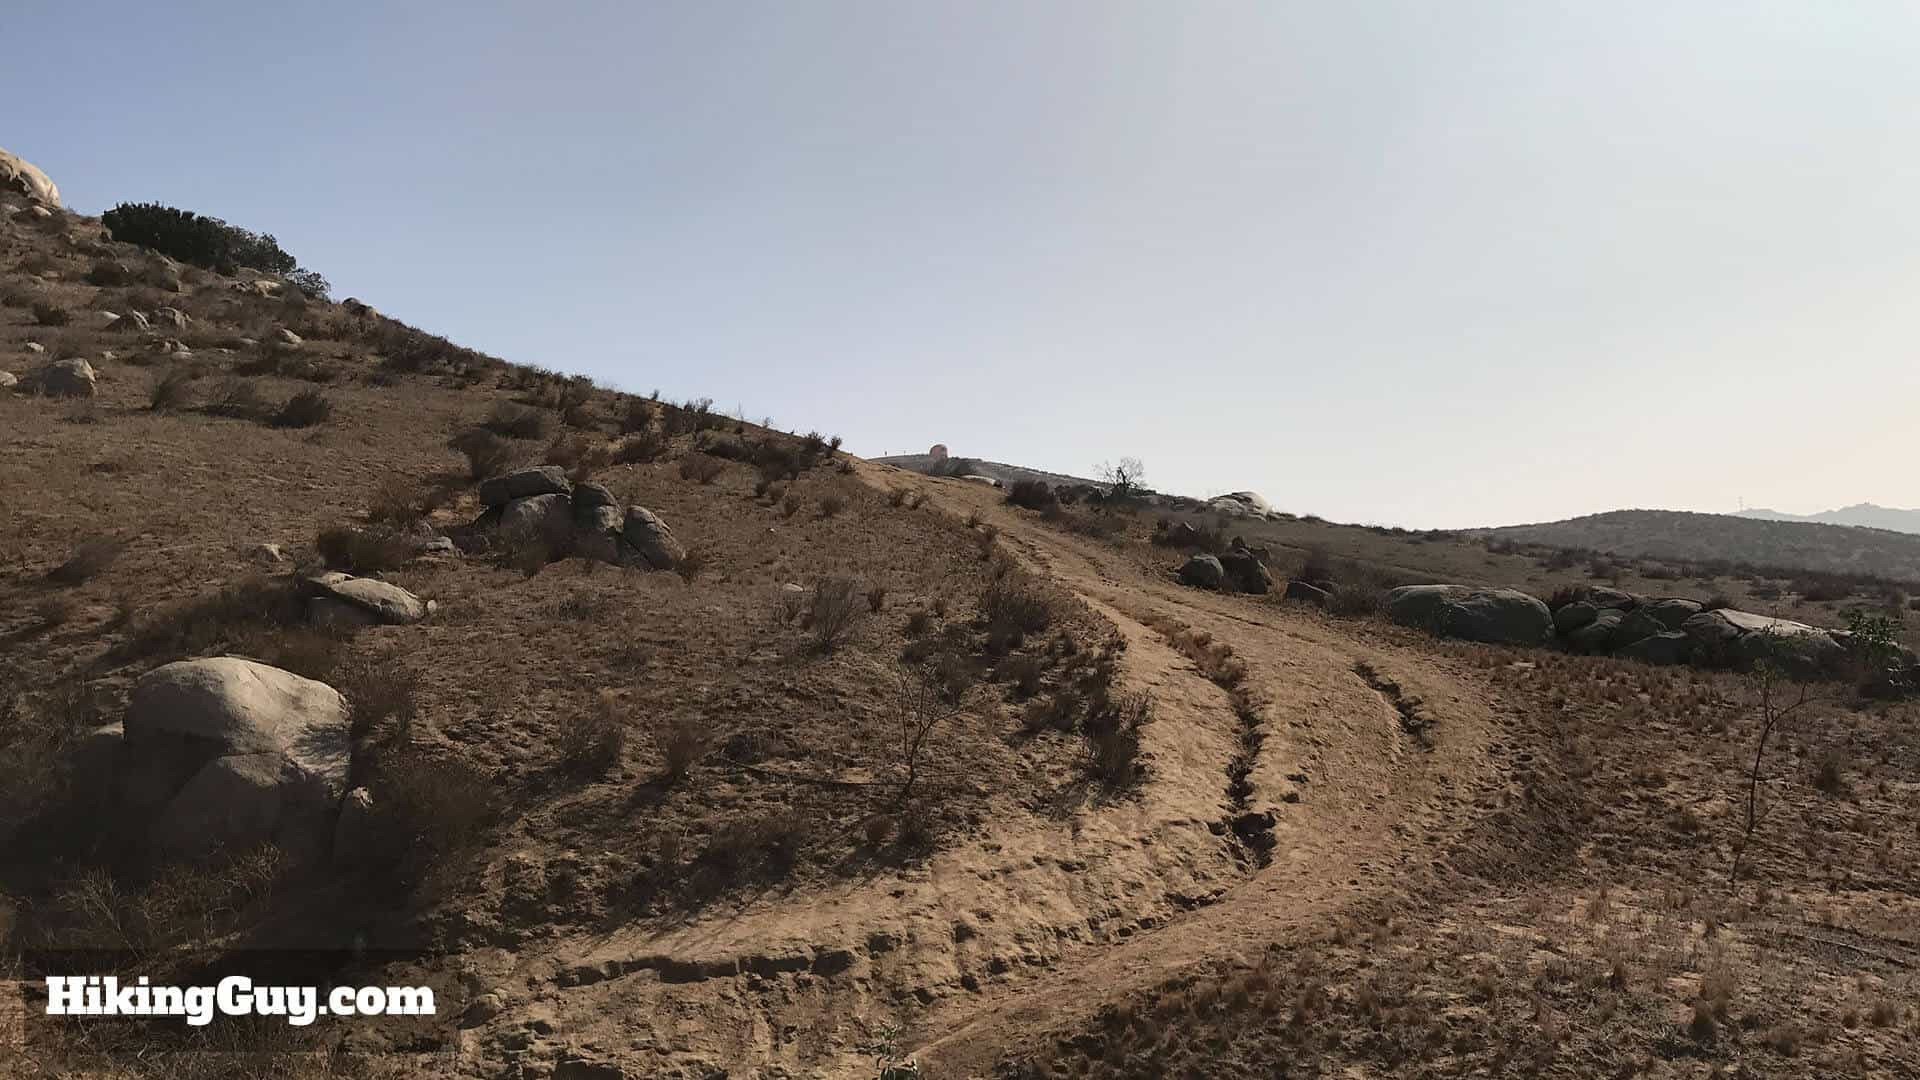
<box><xmin>863</xmin><ymin>469</ymin><xmax>1514</xmax><ymax>1077</ymax></box>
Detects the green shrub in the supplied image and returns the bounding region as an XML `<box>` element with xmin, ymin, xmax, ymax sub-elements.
<box><xmin>102</xmin><ymin>202</ymin><xmax>298</xmax><ymax>276</ymax></box>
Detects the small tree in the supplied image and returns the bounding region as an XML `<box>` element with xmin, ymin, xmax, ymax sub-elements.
<box><xmin>1729</xmin><ymin>630</ymin><xmax>1815</xmax><ymax>884</ymax></box>
<box><xmin>1098</xmin><ymin>457</ymin><xmax>1146</xmax><ymax>504</ymax></box>
<box><xmin>1843</xmin><ymin>608</ymin><xmax>1904</xmax><ymax>691</ymax></box>
<box><xmin>893</xmin><ymin>663</ymin><xmax>973</xmax><ymax>804</ymax></box>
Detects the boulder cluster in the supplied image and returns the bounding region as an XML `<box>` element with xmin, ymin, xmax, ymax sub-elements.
<box><xmin>469</xmin><ymin>466</ymin><xmax>684</xmax><ymax>570</ymax></box>
<box><xmin>1384</xmin><ymin>582</ymin><xmax>1917</xmax><ymax>680</ymax></box>
<box><xmin>1177</xmin><ymin>544</ymin><xmax>1277</xmax><ymax>594</ymax></box>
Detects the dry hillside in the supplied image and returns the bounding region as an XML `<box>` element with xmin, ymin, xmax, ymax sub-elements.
<box><xmin>1482</xmin><ymin>509</ymin><xmax>1920</xmax><ymax>585</ymax></box>
<box><xmin>2</xmin><ymin>193</ymin><xmax>1917</xmax><ymax>1080</ymax></box>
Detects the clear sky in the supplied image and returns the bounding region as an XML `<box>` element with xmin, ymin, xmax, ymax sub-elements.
<box><xmin>8</xmin><ymin>1</ymin><xmax>1917</xmax><ymax>527</ymax></box>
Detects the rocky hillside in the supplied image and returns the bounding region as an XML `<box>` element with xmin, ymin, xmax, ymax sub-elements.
<box><xmin>1480</xmin><ymin>508</ymin><xmax>1920</xmax><ymax>583</ymax></box>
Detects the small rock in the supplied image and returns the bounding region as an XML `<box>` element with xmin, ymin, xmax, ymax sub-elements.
<box><xmin>24</xmin><ymin>341</ymin><xmax>44</xmax><ymax>354</ymax></box>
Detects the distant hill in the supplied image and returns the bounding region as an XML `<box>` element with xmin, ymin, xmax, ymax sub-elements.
<box><xmin>871</xmin><ymin>454</ymin><xmax>1107</xmax><ymax>491</ymax></box>
<box><xmin>1481</xmin><ymin>509</ymin><xmax>1920</xmax><ymax>583</ymax></box>
<box><xmin>1734</xmin><ymin>502</ymin><xmax>1920</xmax><ymax>535</ymax></box>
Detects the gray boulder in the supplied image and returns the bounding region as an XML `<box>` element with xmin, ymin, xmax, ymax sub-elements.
<box><xmin>1284</xmin><ymin>580</ymin><xmax>1330</xmax><ymax>607</ymax></box>
<box><xmin>1387</xmin><ymin>585</ymin><xmax>1552</xmax><ymax>645</ymax></box>
<box><xmin>479</xmin><ymin>466</ymin><xmax>572</xmax><ymax>508</ymax></box>
<box><xmin>571</xmin><ymin>482</ymin><xmax>619</xmax><ymax>515</ymax></box>
<box><xmin>1618</xmin><ymin>631</ymin><xmax>1692</xmax><ymax>666</ymax></box>
<box><xmin>125</xmin><ymin>658</ymin><xmax>350</xmax><ymax>791</ymax></box>
<box><xmin>108</xmin><ymin>310</ymin><xmax>150</xmax><ymax>333</ymax></box>
<box><xmin>152</xmin><ymin>306</ymin><xmax>190</xmax><ymax>330</ymax></box>
<box><xmin>1640</xmin><ymin>597</ymin><xmax>1704</xmax><ymax>630</ymax></box>
<box><xmin>272</xmin><ymin>327</ymin><xmax>303</xmax><ymax>347</ymax></box>
<box><xmin>1734</xmin><ymin>623</ymin><xmax>1843</xmax><ymax>675</ymax></box>
<box><xmin>1616</xmin><ymin>607</ymin><xmax>1669</xmax><ymax>646</ymax></box>
<box><xmin>1217</xmin><ymin>549</ymin><xmax>1273</xmax><ymax>595</ymax></box>
<box><xmin>621</xmin><ymin>506</ymin><xmax>684</xmax><ymax>570</ymax></box>
<box><xmin>501</xmin><ymin>493</ymin><xmax>576</xmax><ymax>551</ymax></box>
<box><xmin>1177</xmin><ymin>554</ymin><xmax>1226</xmax><ymax>590</ymax></box>
<box><xmin>1553</xmin><ymin>601</ymin><xmax>1599</xmax><ymax>634</ymax></box>
<box><xmin>573</xmin><ymin>503</ymin><xmax>625</xmax><ymax>564</ymax></box>
<box><xmin>26</xmin><ymin>358</ymin><xmax>96</xmax><ymax>398</ymax></box>
<box><xmin>154</xmin><ymin>753</ymin><xmax>287</xmax><ymax>857</ymax></box>
<box><xmin>303</xmin><ymin>572</ymin><xmax>429</xmax><ymax>626</ymax></box>
<box><xmin>1566</xmin><ymin>608</ymin><xmax>1627</xmax><ymax>653</ymax></box>
<box><xmin>1680</xmin><ymin>611</ymin><xmax>1742</xmax><ymax>654</ymax></box>
<box><xmin>122</xmin><ymin>658</ymin><xmax>351</xmax><ymax>859</ymax></box>
<box><xmin>0</xmin><ymin>370</ymin><xmax>15</xmax><ymax>390</ymax></box>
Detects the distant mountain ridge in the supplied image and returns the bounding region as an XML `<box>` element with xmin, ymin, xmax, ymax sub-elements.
<box><xmin>1734</xmin><ymin>502</ymin><xmax>1920</xmax><ymax>535</ymax></box>
<box><xmin>1481</xmin><ymin>508</ymin><xmax>1920</xmax><ymax>583</ymax></box>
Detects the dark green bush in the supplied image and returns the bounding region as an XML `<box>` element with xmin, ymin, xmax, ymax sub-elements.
<box><xmin>103</xmin><ymin>202</ymin><xmax>295</xmax><ymax>275</ymax></box>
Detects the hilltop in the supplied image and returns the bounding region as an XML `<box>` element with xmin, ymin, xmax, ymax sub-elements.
<box><xmin>1481</xmin><ymin>508</ymin><xmax>1920</xmax><ymax>584</ymax></box>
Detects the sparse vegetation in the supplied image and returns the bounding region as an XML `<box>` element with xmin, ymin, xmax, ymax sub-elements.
<box><xmin>270</xmin><ymin>388</ymin><xmax>335</xmax><ymax>428</ymax></box>
<box><xmin>808</xmin><ymin>576</ymin><xmax>862</xmax><ymax>652</ymax></box>
<box><xmin>559</xmin><ymin>692</ymin><xmax>627</xmax><ymax>777</ymax></box>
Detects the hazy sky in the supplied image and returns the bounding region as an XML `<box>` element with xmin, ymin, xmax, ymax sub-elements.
<box><xmin>9</xmin><ymin>2</ymin><xmax>1918</xmax><ymax>527</ymax></box>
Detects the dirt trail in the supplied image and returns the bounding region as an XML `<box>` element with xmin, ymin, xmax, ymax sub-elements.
<box><xmin>462</xmin><ymin>469</ymin><xmax>1516</xmax><ymax>1078</ymax></box>
<box><xmin>863</xmin><ymin>471</ymin><xmax>1513</xmax><ymax>1075</ymax></box>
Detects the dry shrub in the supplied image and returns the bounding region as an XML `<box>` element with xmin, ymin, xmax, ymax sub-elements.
<box><xmin>1084</xmin><ymin>690</ymin><xmax>1150</xmax><ymax>788</ymax></box>
<box><xmin>887</xmin><ymin>487</ymin><xmax>909</xmax><ymax>507</ymax></box>
<box><xmin>614</xmin><ymin>427</ymin><xmax>668</xmax><ymax>464</ymax></box>
<box><xmin>547</xmin><ymin>432</ymin><xmax>611</xmax><ymax>481</ymax></box>
<box><xmin>867</xmin><ymin>585</ymin><xmax>887</xmax><ymax>612</ymax></box>
<box><xmin>270</xmin><ymin>388</ymin><xmax>334</xmax><ymax>428</ymax></box>
<box><xmin>618</xmin><ymin>398</ymin><xmax>655</xmax><ymax>434</ymax></box>
<box><xmin>660</xmin><ymin>714</ymin><xmax>708</xmax><ymax>783</ymax></box>
<box><xmin>679</xmin><ymin>454</ymin><xmax>726</xmax><ymax>484</ymax></box>
<box><xmin>335</xmin><ymin>659</ymin><xmax>420</xmax><ymax>741</ymax></box>
<box><xmin>561</xmin><ymin>402</ymin><xmax>598</xmax><ymax>430</ymax></box>
<box><xmin>483</xmin><ymin>402</ymin><xmax>547</xmax><ymax>440</ymax></box>
<box><xmin>48</xmin><ymin>537</ymin><xmax>124</xmax><ymax>586</ymax></box>
<box><xmin>780</xmin><ymin>493</ymin><xmax>801</xmax><ymax>518</ymax></box>
<box><xmin>809</xmin><ymin>576</ymin><xmax>862</xmax><ymax>651</ymax></box>
<box><xmin>148</xmin><ymin>367</ymin><xmax>197</xmax><ymax>412</ymax></box>
<box><xmin>366</xmin><ymin>476</ymin><xmax>431</xmax><ymax>526</ymax></box>
<box><xmin>35</xmin><ymin>594</ymin><xmax>77</xmax><ymax>627</ymax></box>
<box><xmin>203</xmin><ymin>377</ymin><xmax>267</xmax><ymax>420</ymax></box>
<box><xmin>674</xmin><ymin>546</ymin><xmax>707</xmax><ymax>583</ymax></box>
<box><xmin>448</xmin><ymin>427</ymin><xmax>515</xmax><ymax>480</ymax></box>
<box><xmin>904</xmin><ymin>608</ymin><xmax>932</xmax><ymax>637</ymax></box>
<box><xmin>818</xmin><ymin>494</ymin><xmax>847</xmax><ymax>518</ymax></box>
<box><xmin>364</xmin><ymin>748</ymin><xmax>498</xmax><ymax>890</ymax></box>
<box><xmin>980</xmin><ymin>573</ymin><xmax>1056</xmax><ymax>650</ymax></box>
<box><xmin>314</xmin><ymin>524</ymin><xmax>421</xmax><ymax>573</ymax></box>
<box><xmin>121</xmin><ymin>577</ymin><xmax>303</xmax><ymax>662</ymax></box>
<box><xmin>1006</xmin><ymin>479</ymin><xmax>1056</xmax><ymax>511</ymax></box>
<box><xmin>33</xmin><ymin>301</ymin><xmax>70</xmax><ymax>326</ymax></box>
<box><xmin>560</xmin><ymin>692</ymin><xmax>627</xmax><ymax>777</ymax></box>
<box><xmin>239</xmin><ymin>627</ymin><xmax>348</xmax><ymax>681</ymax></box>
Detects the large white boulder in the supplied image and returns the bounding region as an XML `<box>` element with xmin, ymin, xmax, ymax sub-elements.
<box><xmin>0</xmin><ymin>146</ymin><xmax>59</xmax><ymax>207</ymax></box>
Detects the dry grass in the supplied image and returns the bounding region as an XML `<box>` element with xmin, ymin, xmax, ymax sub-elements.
<box><xmin>559</xmin><ymin>691</ymin><xmax>628</xmax><ymax>777</ymax></box>
<box><xmin>48</xmin><ymin>537</ymin><xmax>125</xmax><ymax>586</ymax></box>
